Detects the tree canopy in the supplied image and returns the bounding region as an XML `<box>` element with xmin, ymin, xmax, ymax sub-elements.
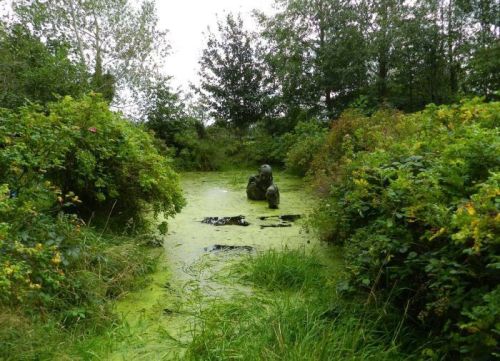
<box><xmin>12</xmin><ymin>0</ymin><xmax>169</xmax><ymax>112</ymax></box>
<box><xmin>197</xmin><ymin>14</ymin><xmax>269</xmax><ymax>132</ymax></box>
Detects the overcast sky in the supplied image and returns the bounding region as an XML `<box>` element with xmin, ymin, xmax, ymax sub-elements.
<box><xmin>156</xmin><ymin>0</ymin><xmax>275</xmax><ymax>92</ymax></box>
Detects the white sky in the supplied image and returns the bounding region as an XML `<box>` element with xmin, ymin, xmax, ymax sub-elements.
<box><xmin>156</xmin><ymin>0</ymin><xmax>275</xmax><ymax>92</ymax></box>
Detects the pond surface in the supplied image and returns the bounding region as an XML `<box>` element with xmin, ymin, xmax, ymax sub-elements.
<box><xmin>163</xmin><ymin>170</ymin><xmax>318</xmax><ymax>279</ymax></box>
<box><xmin>102</xmin><ymin>170</ymin><xmax>330</xmax><ymax>360</ymax></box>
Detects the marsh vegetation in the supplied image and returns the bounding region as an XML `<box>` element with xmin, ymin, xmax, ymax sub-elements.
<box><xmin>1</xmin><ymin>0</ymin><xmax>498</xmax><ymax>360</ymax></box>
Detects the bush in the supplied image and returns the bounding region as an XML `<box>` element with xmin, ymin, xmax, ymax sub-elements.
<box><xmin>241</xmin><ymin>123</ymin><xmax>293</xmax><ymax>166</ymax></box>
<box><xmin>0</xmin><ymin>179</ymin><xmax>159</xmax><ymax>312</ymax></box>
<box><xmin>285</xmin><ymin>120</ymin><xmax>328</xmax><ymax>176</ymax></box>
<box><xmin>172</xmin><ymin>124</ymin><xmax>242</xmax><ymax>171</ymax></box>
<box><xmin>0</xmin><ymin>94</ymin><xmax>184</xmax><ymax>224</ymax></box>
<box><xmin>310</xmin><ymin>99</ymin><xmax>500</xmax><ymax>359</ymax></box>
<box><xmin>310</xmin><ymin>107</ymin><xmax>413</xmax><ymax>193</ymax></box>
<box><xmin>0</xmin><ymin>94</ymin><xmax>180</xmax><ymax>321</ymax></box>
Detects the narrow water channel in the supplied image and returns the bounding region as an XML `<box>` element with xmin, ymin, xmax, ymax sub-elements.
<box><xmin>100</xmin><ymin>170</ymin><xmax>325</xmax><ymax>360</ymax></box>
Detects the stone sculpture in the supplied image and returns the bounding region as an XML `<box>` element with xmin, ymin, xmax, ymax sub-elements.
<box><xmin>246</xmin><ymin>164</ymin><xmax>280</xmax><ymax>208</ymax></box>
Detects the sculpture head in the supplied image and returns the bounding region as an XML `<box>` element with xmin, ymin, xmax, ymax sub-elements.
<box><xmin>259</xmin><ymin>164</ymin><xmax>273</xmax><ymax>182</ymax></box>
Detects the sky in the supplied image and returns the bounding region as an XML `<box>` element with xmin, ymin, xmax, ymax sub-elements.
<box><xmin>155</xmin><ymin>0</ymin><xmax>275</xmax><ymax>92</ymax></box>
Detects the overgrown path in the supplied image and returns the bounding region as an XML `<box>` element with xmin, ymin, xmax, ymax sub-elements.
<box><xmin>91</xmin><ymin>170</ymin><xmax>334</xmax><ymax>360</ymax></box>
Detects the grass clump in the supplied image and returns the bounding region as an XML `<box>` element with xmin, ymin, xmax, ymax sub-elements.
<box><xmin>182</xmin><ymin>248</ymin><xmax>409</xmax><ymax>361</ymax></box>
<box><xmin>237</xmin><ymin>248</ymin><xmax>325</xmax><ymax>291</ymax></box>
<box><xmin>185</xmin><ymin>296</ymin><xmax>405</xmax><ymax>361</ymax></box>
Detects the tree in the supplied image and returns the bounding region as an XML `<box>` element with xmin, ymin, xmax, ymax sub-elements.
<box><xmin>197</xmin><ymin>13</ymin><xmax>268</xmax><ymax>133</ymax></box>
<box><xmin>258</xmin><ymin>0</ymin><xmax>368</xmax><ymax>119</ymax></box>
<box><xmin>258</xmin><ymin>0</ymin><xmax>499</xmax><ymax>116</ymax></box>
<box><xmin>0</xmin><ymin>22</ymin><xmax>88</xmax><ymax>108</ymax></box>
<box><xmin>387</xmin><ymin>1</ymin><xmax>451</xmax><ymax>110</ymax></box>
<box><xmin>363</xmin><ymin>0</ymin><xmax>404</xmax><ymax>102</ymax></box>
<box><xmin>12</xmin><ymin>0</ymin><xmax>169</xmax><ymax>110</ymax></box>
<box><xmin>144</xmin><ymin>81</ymin><xmax>204</xmax><ymax>154</ymax></box>
<box><xmin>460</xmin><ymin>0</ymin><xmax>500</xmax><ymax>97</ymax></box>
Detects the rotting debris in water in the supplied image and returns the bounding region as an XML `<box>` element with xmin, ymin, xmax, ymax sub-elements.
<box><xmin>260</xmin><ymin>223</ymin><xmax>292</xmax><ymax>228</ymax></box>
<box><xmin>204</xmin><ymin>244</ymin><xmax>254</xmax><ymax>252</ymax></box>
<box><xmin>258</xmin><ymin>214</ymin><xmax>301</xmax><ymax>228</ymax></box>
<box><xmin>201</xmin><ymin>215</ymin><xmax>249</xmax><ymax>226</ymax></box>
<box><xmin>258</xmin><ymin>214</ymin><xmax>302</xmax><ymax>222</ymax></box>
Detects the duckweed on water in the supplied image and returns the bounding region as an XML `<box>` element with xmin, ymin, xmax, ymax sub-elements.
<box><xmin>77</xmin><ymin>171</ymin><xmax>409</xmax><ymax>360</ymax></box>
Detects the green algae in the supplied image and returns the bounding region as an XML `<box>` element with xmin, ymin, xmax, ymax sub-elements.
<box><xmin>163</xmin><ymin>171</ymin><xmax>320</xmax><ymax>280</ymax></box>
<box><xmin>88</xmin><ymin>170</ymin><xmax>339</xmax><ymax>360</ymax></box>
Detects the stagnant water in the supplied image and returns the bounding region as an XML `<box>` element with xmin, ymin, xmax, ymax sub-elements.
<box><xmin>99</xmin><ymin>170</ymin><xmax>331</xmax><ymax>360</ymax></box>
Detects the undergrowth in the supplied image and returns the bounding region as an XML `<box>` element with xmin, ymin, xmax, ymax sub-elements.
<box><xmin>182</xmin><ymin>248</ymin><xmax>410</xmax><ymax>361</ymax></box>
<box><xmin>0</xmin><ymin>94</ymin><xmax>181</xmax><ymax>360</ymax></box>
<box><xmin>310</xmin><ymin>98</ymin><xmax>499</xmax><ymax>359</ymax></box>
<box><xmin>0</xmin><ymin>234</ymin><xmax>161</xmax><ymax>361</ymax></box>
<box><xmin>236</xmin><ymin>247</ymin><xmax>325</xmax><ymax>291</ymax></box>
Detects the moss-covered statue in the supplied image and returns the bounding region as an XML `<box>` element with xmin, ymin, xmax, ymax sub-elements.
<box><xmin>246</xmin><ymin>164</ymin><xmax>280</xmax><ymax>208</ymax></box>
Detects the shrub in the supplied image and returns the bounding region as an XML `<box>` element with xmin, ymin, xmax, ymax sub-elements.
<box><xmin>0</xmin><ymin>94</ymin><xmax>185</xmax><ymax>224</ymax></box>
<box><xmin>285</xmin><ymin>120</ymin><xmax>328</xmax><ymax>176</ymax></box>
<box><xmin>0</xmin><ymin>177</ymin><xmax>160</xmax><ymax>308</ymax></box>
<box><xmin>173</xmin><ymin>124</ymin><xmax>241</xmax><ymax>171</ymax></box>
<box><xmin>0</xmin><ymin>158</ymin><xmax>161</xmax><ymax>357</ymax></box>
<box><xmin>0</xmin><ymin>183</ymin><xmax>69</xmax><ymax>307</ymax></box>
<box><xmin>310</xmin><ymin>99</ymin><xmax>500</xmax><ymax>359</ymax></box>
<box><xmin>242</xmin><ymin>123</ymin><xmax>293</xmax><ymax>166</ymax></box>
<box><xmin>309</xmin><ymin>107</ymin><xmax>414</xmax><ymax>193</ymax></box>
<box><xmin>0</xmin><ymin>94</ymin><xmax>181</xmax><ymax>316</ymax></box>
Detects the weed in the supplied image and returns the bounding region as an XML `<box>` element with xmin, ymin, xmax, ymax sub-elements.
<box><xmin>237</xmin><ymin>248</ymin><xmax>325</xmax><ymax>291</ymax></box>
<box><xmin>0</xmin><ymin>232</ymin><xmax>162</xmax><ymax>361</ymax></box>
<box><xmin>182</xmin><ymin>249</ymin><xmax>410</xmax><ymax>361</ymax></box>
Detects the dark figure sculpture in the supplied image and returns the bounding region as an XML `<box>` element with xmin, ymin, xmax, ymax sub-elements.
<box><xmin>246</xmin><ymin>164</ymin><xmax>280</xmax><ymax>208</ymax></box>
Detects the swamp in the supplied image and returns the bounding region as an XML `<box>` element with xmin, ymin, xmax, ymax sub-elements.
<box><xmin>0</xmin><ymin>0</ymin><xmax>498</xmax><ymax>360</ymax></box>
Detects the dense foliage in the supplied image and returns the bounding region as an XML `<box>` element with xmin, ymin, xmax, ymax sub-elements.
<box><xmin>0</xmin><ymin>24</ymin><xmax>88</xmax><ymax>109</ymax></box>
<box><xmin>12</xmin><ymin>0</ymin><xmax>169</xmax><ymax>113</ymax></box>
<box><xmin>143</xmin><ymin>83</ymin><xmax>240</xmax><ymax>171</ymax></box>
<box><xmin>0</xmin><ymin>5</ymin><xmax>185</xmax><ymax>358</ymax></box>
<box><xmin>144</xmin><ymin>79</ymin><xmax>329</xmax><ymax>172</ymax></box>
<box><xmin>0</xmin><ymin>95</ymin><xmax>183</xmax><ymax>329</ymax></box>
<box><xmin>1</xmin><ymin>94</ymin><xmax>184</xmax><ymax>223</ymax></box>
<box><xmin>284</xmin><ymin>121</ymin><xmax>328</xmax><ymax>175</ymax></box>
<box><xmin>257</xmin><ymin>0</ymin><xmax>499</xmax><ymax>118</ymax></box>
<box><xmin>188</xmin><ymin>0</ymin><xmax>499</xmax><ymax>139</ymax></box>
<box><xmin>310</xmin><ymin>99</ymin><xmax>499</xmax><ymax>359</ymax></box>
<box><xmin>1</xmin><ymin>0</ymin><xmax>498</xmax><ymax>358</ymax></box>
<box><xmin>197</xmin><ymin>13</ymin><xmax>269</xmax><ymax>133</ymax></box>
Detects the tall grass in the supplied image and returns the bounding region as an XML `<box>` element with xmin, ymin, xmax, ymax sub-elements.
<box><xmin>0</xmin><ymin>232</ymin><xmax>161</xmax><ymax>361</ymax></box>
<box><xmin>237</xmin><ymin>247</ymin><xmax>325</xmax><ymax>291</ymax></box>
<box><xmin>182</xmin><ymin>249</ymin><xmax>410</xmax><ymax>361</ymax></box>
